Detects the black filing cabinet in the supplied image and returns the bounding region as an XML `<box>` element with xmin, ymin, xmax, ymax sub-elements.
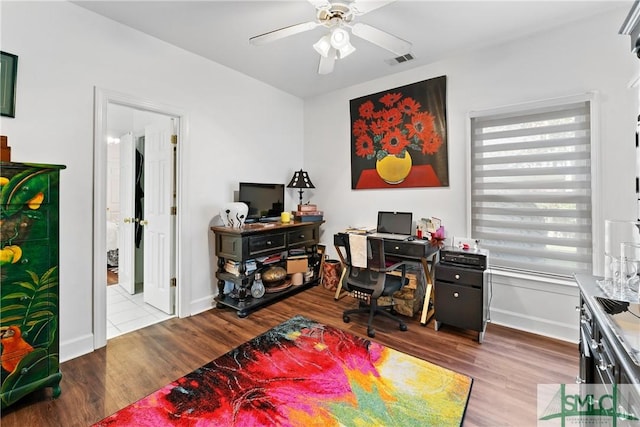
<box><xmin>434</xmin><ymin>256</ymin><xmax>488</xmax><ymax>343</ymax></box>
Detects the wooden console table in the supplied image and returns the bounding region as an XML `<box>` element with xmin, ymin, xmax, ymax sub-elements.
<box><xmin>211</xmin><ymin>221</ymin><xmax>323</xmax><ymax>318</ymax></box>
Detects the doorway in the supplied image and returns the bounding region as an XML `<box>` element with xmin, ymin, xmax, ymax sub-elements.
<box><xmin>93</xmin><ymin>88</ymin><xmax>185</xmax><ymax>349</ymax></box>
<box><xmin>105</xmin><ymin>107</ymin><xmax>176</xmax><ymax>338</ymax></box>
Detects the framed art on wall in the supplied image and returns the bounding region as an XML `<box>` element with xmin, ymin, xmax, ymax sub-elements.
<box><xmin>1</xmin><ymin>51</ymin><xmax>18</xmax><ymax>118</ymax></box>
<box><xmin>349</xmin><ymin>75</ymin><xmax>449</xmax><ymax>189</ymax></box>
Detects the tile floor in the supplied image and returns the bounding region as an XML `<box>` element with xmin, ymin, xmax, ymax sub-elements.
<box><xmin>107</xmin><ymin>284</ymin><xmax>174</xmax><ymax>339</ymax></box>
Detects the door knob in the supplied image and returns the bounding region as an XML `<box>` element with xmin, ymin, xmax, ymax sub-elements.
<box><xmin>123</xmin><ymin>217</ymin><xmax>133</xmax><ymax>223</ymax></box>
<box><xmin>140</xmin><ymin>220</ymin><xmax>149</xmax><ymax>226</ymax></box>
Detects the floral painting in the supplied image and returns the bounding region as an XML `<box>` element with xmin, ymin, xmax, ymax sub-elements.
<box><xmin>349</xmin><ymin>76</ymin><xmax>448</xmax><ymax>189</ymax></box>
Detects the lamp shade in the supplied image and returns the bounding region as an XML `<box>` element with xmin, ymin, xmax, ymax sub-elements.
<box><xmin>313</xmin><ymin>34</ymin><xmax>332</xmax><ymax>58</ymax></box>
<box><xmin>330</xmin><ymin>28</ymin><xmax>355</xmax><ymax>59</ymax></box>
<box><xmin>330</xmin><ymin>28</ymin><xmax>349</xmax><ymax>48</ymax></box>
<box><xmin>287</xmin><ymin>169</ymin><xmax>315</xmax><ymax>189</ymax></box>
<box><xmin>287</xmin><ymin>169</ymin><xmax>315</xmax><ymax>205</ymax></box>
<box><xmin>337</xmin><ymin>42</ymin><xmax>356</xmax><ymax>59</ymax></box>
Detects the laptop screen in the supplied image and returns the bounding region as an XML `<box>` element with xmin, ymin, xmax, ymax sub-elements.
<box><xmin>376</xmin><ymin>211</ymin><xmax>413</xmax><ymax>235</ymax></box>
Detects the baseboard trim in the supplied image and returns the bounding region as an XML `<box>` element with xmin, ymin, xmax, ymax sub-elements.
<box><xmin>60</xmin><ymin>333</ymin><xmax>95</xmax><ymax>363</ymax></box>
<box><xmin>190</xmin><ymin>295</ymin><xmax>216</xmax><ymax>316</ymax></box>
<box><xmin>490</xmin><ymin>307</ymin><xmax>578</xmax><ymax>343</ymax></box>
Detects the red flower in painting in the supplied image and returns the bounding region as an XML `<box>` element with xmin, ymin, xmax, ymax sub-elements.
<box><xmin>355</xmin><ymin>134</ymin><xmax>375</xmax><ymax>157</ymax></box>
<box><xmin>358</xmin><ymin>100</ymin><xmax>376</xmax><ymax>119</ymax></box>
<box><xmin>380</xmin><ymin>92</ymin><xmax>402</xmax><ymax>107</ymax></box>
<box><xmin>381</xmin><ymin>128</ymin><xmax>409</xmax><ymax>155</ymax></box>
<box><xmin>352</xmin><ymin>118</ymin><xmax>368</xmax><ymax>137</ymax></box>
<box><xmin>398</xmin><ymin>97</ymin><xmax>421</xmax><ymax>115</ymax></box>
<box><xmin>423</xmin><ymin>133</ymin><xmax>443</xmax><ymax>155</ymax></box>
<box><xmin>381</xmin><ymin>108</ymin><xmax>402</xmax><ymax>129</ymax></box>
<box><xmin>352</xmin><ymin>91</ymin><xmax>443</xmax><ymax>160</ymax></box>
<box><xmin>370</xmin><ymin>118</ymin><xmax>390</xmax><ymax>135</ymax></box>
<box><xmin>406</xmin><ymin>111</ymin><xmax>435</xmax><ymax>142</ymax></box>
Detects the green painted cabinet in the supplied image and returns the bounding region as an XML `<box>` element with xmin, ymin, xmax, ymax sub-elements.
<box><xmin>0</xmin><ymin>162</ymin><xmax>65</xmax><ymax>409</ymax></box>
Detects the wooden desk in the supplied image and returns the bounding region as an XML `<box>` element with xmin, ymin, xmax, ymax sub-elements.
<box><xmin>333</xmin><ymin>233</ymin><xmax>439</xmax><ymax>326</ymax></box>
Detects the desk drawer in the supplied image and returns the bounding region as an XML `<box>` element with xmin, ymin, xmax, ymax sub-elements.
<box><xmin>434</xmin><ymin>263</ymin><xmax>484</xmax><ymax>286</ymax></box>
<box><xmin>249</xmin><ymin>233</ymin><xmax>286</xmax><ymax>255</ymax></box>
<box><xmin>384</xmin><ymin>240</ymin><xmax>425</xmax><ymax>259</ymax></box>
<box><xmin>287</xmin><ymin>226</ymin><xmax>317</xmax><ymax>247</ymax></box>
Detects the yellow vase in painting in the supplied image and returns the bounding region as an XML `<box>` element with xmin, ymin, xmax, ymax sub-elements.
<box><xmin>375</xmin><ymin>152</ymin><xmax>412</xmax><ymax>184</ymax></box>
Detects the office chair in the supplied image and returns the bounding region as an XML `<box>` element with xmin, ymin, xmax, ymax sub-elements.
<box><xmin>340</xmin><ymin>235</ymin><xmax>409</xmax><ymax>338</ymax></box>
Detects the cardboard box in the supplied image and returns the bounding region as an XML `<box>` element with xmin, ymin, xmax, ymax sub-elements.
<box><xmin>287</xmin><ymin>257</ymin><xmax>308</xmax><ymax>274</ymax></box>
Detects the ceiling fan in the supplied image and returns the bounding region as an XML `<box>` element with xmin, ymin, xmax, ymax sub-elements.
<box><xmin>249</xmin><ymin>0</ymin><xmax>412</xmax><ymax>75</ymax></box>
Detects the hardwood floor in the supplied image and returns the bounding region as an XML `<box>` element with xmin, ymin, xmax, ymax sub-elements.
<box><xmin>106</xmin><ymin>269</ymin><xmax>118</xmax><ymax>286</ymax></box>
<box><xmin>0</xmin><ymin>285</ymin><xmax>578</xmax><ymax>426</ymax></box>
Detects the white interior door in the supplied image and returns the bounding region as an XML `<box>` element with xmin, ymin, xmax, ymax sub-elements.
<box><xmin>142</xmin><ymin>119</ymin><xmax>176</xmax><ymax>314</ymax></box>
<box><xmin>118</xmin><ymin>132</ymin><xmax>136</xmax><ymax>294</ymax></box>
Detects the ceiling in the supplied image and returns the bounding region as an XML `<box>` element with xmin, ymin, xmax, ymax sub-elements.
<box><xmin>73</xmin><ymin>0</ymin><xmax>632</xmax><ymax>99</ymax></box>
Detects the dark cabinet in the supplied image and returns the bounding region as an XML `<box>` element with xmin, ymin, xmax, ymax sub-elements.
<box><xmin>211</xmin><ymin>221</ymin><xmax>323</xmax><ymax>318</ymax></box>
<box><xmin>434</xmin><ymin>262</ymin><xmax>488</xmax><ymax>343</ymax></box>
<box><xmin>0</xmin><ymin>162</ymin><xmax>65</xmax><ymax>409</ymax></box>
<box><xmin>575</xmin><ymin>274</ymin><xmax>640</xmax><ymax>420</ymax></box>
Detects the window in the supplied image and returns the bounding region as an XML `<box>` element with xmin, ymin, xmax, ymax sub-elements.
<box><xmin>470</xmin><ymin>97</ymin><xmax>593</xmax><ymax>278</ymax></box>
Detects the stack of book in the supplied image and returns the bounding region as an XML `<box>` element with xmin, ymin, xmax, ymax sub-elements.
<box><xmin>224</xmin><ymin>259</ymin><xmax>257</xmax><ymax>276</ymax></box>
<box><xmin>344</xmin><ymin>226</ymin><xmax>376</xmax><ymax>234</ymax></box>
<box><xmin>289</xmin><ymin>248</ymin><xmax>306</xmax><ymax>257</ymax></box>
<box><xmin>293</xmin><ymin>204</ymin><xmax>323</xmax><ymax>222</ymax></box>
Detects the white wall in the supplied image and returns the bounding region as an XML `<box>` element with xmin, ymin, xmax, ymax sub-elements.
<box><xmin>304</xmin><ymin>6</ymin><xmax>639</xmax><ymax>342</ymax></box>
<box><xmin>0</xmin><ymin>1</ymin><xmax>304</xmax><ymax>361</ymax></box>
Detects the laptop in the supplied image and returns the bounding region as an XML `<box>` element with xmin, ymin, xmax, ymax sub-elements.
<box><xmin>369</xmin><ymin>211</ymin><xmax>413</xmax><ymax>241</ymax></box>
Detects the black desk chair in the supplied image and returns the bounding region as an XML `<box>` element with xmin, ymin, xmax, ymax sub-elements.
<box><xmin>340</xmin><ymin>235</ymin><xmax>409</xmax><ymax>338</ymax></box>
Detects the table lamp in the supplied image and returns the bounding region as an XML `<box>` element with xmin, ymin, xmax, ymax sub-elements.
<box><xmin>287</xmin><ymin>169</ymin><xmax>315</xmax><ymax>206</ymax></box>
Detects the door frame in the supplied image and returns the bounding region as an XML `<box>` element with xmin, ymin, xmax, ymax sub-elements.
<box><xmin>117</xmin><ymin>131</ymin><xmax>136</xmax><ymax>295</ymax></box>
<box><xmin>93</xmin><ymin>87</ymin><xmax>189</xmax><ymax>349</ymax></box>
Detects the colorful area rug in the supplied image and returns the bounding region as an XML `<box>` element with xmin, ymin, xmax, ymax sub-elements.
<box><xmin>94</xmin><ymin>315</ymin><xmax>472</xmax><ymax>426</ymax></box>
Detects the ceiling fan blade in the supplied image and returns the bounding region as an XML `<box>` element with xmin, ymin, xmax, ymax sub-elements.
<box><xmin>307</xmin><ymin>0</ymin><xmax>331</xmax><ymax>10</ymax></box>
<box><xmin>350</xmin><ymin>0</ymin><xmax>396</xmax><ymax>16</ymax></box>
<box><xmin>350</xmin><ymin>22</ymin><xmax>411</xmax><ymax>56</ymax></box>
<box><xmin>250</xmin><ymin>21</ymin><xmax>320</xmax><ymax>46</ymax></box>
<box><xmin>318</xmin><ymin>49</ymin><xmax>336</xmax><ymax>74</ymax></box>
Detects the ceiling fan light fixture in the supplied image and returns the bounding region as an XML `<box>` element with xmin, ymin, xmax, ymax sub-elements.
<box><xmin>330</xmin><ymin>27</ymin><xmax>349</xmax><ymax>47</ymax></box>
<box><xmin>337</xmin><ymin>41</ymin><xmax>356</xmax><ymax>58</ymax></box>
<box><xmin>313</xmin><ymin>34</ymin><xmax>332</xmax><ymax>57</ymax></box>
<box><xmin>330</xmin><ymin>27</ymin><xmax>355</xmax><ymax>58</ymax></box>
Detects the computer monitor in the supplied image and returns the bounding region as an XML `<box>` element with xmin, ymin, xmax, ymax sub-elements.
<box><xmin>376</xmin><ymin>211</ymin><xmax>413</xmax><ymax>235</ymax></box>
<box><xmin>238</xmin><ymin>182</ymin><xmax>285</xmax><ymax>221</ymax></box>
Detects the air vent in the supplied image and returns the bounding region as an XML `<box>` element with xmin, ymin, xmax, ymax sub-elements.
<box><xmin>385</xmin><ymin>53</ymin><xmax>414</xmax><ymax>66</ymax></box>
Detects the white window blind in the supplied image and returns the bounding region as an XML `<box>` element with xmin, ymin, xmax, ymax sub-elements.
<box><xmin>470</xmin><ymin>99</ymin><xmax>592</xmax><ymax>278</ymax></box>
